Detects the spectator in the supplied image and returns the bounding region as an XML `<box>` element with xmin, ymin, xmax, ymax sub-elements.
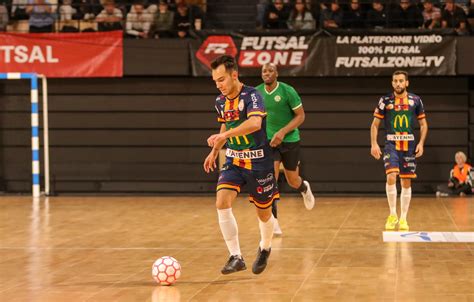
<box><xmin>96</xmin><ymin>0</ymin><xmax>123</xmax><ymax>31</ymax></box>
<box><xmin>26</xmin><ymin>0</ymin><xmax>56</xmax><ymax>33</ymax></box>
<box><xmin>366</xmin><ymin>0</ymin><xmax>388</xmax><ymax>28</ymax></box>
<box><xmin>320</xmin><ymin>0</ymin><xmax>343</xmax><ymax>29</ymax></box>
<box><xmin>126</xmin><ymin>0</ymin><xmax>151</xmax><ymax>38</ymax></box>
<box><xmin>264</xmin><ymin>0</ymin><xmax>290</xmax><ymax>29</ymax></box>
<box><xmin>11</xmin><ymin>0</ymin><xmax>30</xmax><ymax>20</ymax></box>
<box><xmin>287</xmin><ymin>0</ymin><xmax>315</xmax><ymax>30</ymax></box>
<box><xmin>72</xmin><ymin>0</ymin><xmax>102</xmax><ymax>21</ymax></box>
<box><xmin>442</xmin><ymin>0</ymin><xmax>468</xmax><ymax>34</ymax></box>
<box><xmin>174</xmin><ymin>3</ymin><xmax>191</xmax><ymax>38</ymax></box>
<box><xmin>257</xmin><ymin>0</ymin><xmax>270</xmax><ymax>28</ymax></box>
<box><xmin>422</xmin><ymin>0</ymin><xmax>441</xmax><ymax>28</ymax></box>
<box><xmin>436</xmin><ymin>151</ymin><xmax>473</xmax><ymax>197</ymax></box>
<box><xmin>59</xmin><ymin>0</ymin><xmax>77</xmax><ymax>20</ymax></box>
<box><xmin>343</xmin><ymin>0</ymin><xmax>365</xmax><ymax>28</ymax></box>
<box><xmin>152</xmin><ymin>0</ymin><xmax>174</xmax><ymax>38</ymax></box>
<box><xmin>305</xmin><ymin>0</ymin><xmax>322</xmax><ymax>27</ymax></box>
<box><xmin>0</xmin><ymin>1</ymin><xmax>8</xmax><ymax>31</ymax></box>
<box><xmin>387</xmin><ymin>0</ymin><xmax>423</xmax><ymax>28</ymax></box>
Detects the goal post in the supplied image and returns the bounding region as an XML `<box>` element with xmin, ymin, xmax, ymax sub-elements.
<box><xmin>0</xmin><ymin>73</ymin><xmax>50</xmax><ymax>197</ymax></box>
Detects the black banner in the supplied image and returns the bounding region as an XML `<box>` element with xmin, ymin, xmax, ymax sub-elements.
<box><xmin>190</xmin><ymin>31</ymin><xmax>456</xmax><ymax>77</ymax></box>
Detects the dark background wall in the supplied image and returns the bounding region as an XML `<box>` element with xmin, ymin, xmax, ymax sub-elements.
<box><xmin>0</xmin><ymin>75</ymin><xmax>471</xmax><ymax>194</ymax></box>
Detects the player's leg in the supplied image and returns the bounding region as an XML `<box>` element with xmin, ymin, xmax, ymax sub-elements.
<box><xmin>384</xmin><ymin>145</ymin><xmax>400</xmax><ymax>230</ymax></box>
<box><xmin>271</xmin><ymin>147</ymin><xmax>283</xmax><ymax>235</ymax></box>
<box><xmin>216</xmin><ymin>167</ymin><xmax>246</xmax><ymax>274</ymax></box>
<box><xmin>399</xmin><ymin>153</ymin><xmax>416</xmax><ymax>231</ymax></box>
<box><xmin>247</xmin><ymin>169</ymin><xmax>279</xmax><ymax>274</ymax></box>
<box><xmin>281</xmin><ymin>142</ymin><xmax>314</xmax><ymax>210</ymax></box>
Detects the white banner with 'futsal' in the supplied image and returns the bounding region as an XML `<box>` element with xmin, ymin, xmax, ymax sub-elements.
<box><xmin>383</xmin><ymin>232</ymin><xmax>474</xmax><ymax>242</ymax></box>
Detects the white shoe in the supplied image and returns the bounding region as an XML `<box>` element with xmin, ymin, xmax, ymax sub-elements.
<box><xmin>273</xmin><ymin>219</ymin><xmax>283</xmax><ymax>236</ymax></box>
<box><xmin>301</xmin><ymin>180</ymin><xmax>315</xmax><ymax>210</ymax></box>
<box><xmin>436</xmin><ymin>191</ymin><xmax>441</xmax><ymax>197</ymax></box>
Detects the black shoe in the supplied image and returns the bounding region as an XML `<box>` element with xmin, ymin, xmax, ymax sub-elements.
<box><xmin>252</xmin><ymin>247</ymin><xmax>271</xmax><ymax>274</ymax></box>
<box><xmin>221</xmin><ymin>255</ymin><xmax>246</xmax><ymax>275</ymax></box>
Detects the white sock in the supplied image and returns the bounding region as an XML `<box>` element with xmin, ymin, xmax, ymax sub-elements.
<box><xmin>386</xmin><ymin>183</ymin><xmax>397</xmax><ymax>216</ymax></box>
<box><xmin>258</xmin><ymin>215</ymin><xmax>274</xmax><ymax>250</ymax></box>
<box><xmin>400</xmin><ymin>187</ymin><xmax>412</xmax><ymax>220</ymax></box>
<box><xmin>217</xmin><ymin>208</ymin><xmax>241</xmax><ymax>257</ymax></box>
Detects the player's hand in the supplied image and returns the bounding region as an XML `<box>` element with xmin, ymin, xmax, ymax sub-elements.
<box><xmin>207</xmin><ymin>133</ymin><xmax>226</xmax><ymax>148</ymax></box>
<box><xmin>415</xmin><ymin>143</ymin><xmax>424</xmax><ymax>158</ymax></box>
<box><xmin>448</xmin><ymin>182</ymin><xmax>454</xmax><ymax>188</ymax></box>
<box><xmin>203</xmin><ymin>151</ymin><xmax>218</xmax><ymax>173</ymax></box>
<box><xmin>270</xmin><ymin>131</ymin><xmax>285</xmax><ymax>147</ymax></box>
<box><xmin>370</xmin><ymin>144</ymin><xmax>382</xmax><ymax>160</ymax></box>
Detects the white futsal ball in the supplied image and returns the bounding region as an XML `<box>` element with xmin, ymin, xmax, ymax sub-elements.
<box><xmin>152</xmin><ymin>256</ymin><xmax>181</xmax><ymax>286</ymax></box>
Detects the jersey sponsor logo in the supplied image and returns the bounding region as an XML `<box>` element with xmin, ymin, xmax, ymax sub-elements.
<box><xmin>238</xmin><ymin>36</ymin><xmax>309</xmax><ymax>67</ymax></box>
<box><xmin>408</xmin><ymin>99</ymin><xmax>414</xmax><ymax>106</ymax></box>
<box><xmin>238</xmin><ymin>99</ymin><xmax>244</xmax><ymax>111</ymax></box>
<box><xmin>251</xmin><ymin>93</ymin><xmax>259</xmax><ymax>109</ymax></box>
<box><xmin>393</xmin><ymin>114</ymin><xmax>409</xmax><ymax>130</ymax></box>
<box><xmin>387</xmin><ymin>134</ymin><xmax>414</xmax><ymax>141</ymax></box>
<box><xmin>386</xmin><ymin>104</ymin><xmax>394</xmax><ymax>110</ymax></box>
<box><xmin>196</xmin><ymin>36</ymin><xmax>238</xmax><ymax>69</ymax></box>
<box><xmin>274</xmin><ymin>95</ymin><xmax>281</xmax><ymax>102</ymax></box>
<box><xmin>257</xmin><ymin>173</ymin><xmax>274</xmax><ymax>185</ymax></box>
<box><xmin>226</xmin><ymin>148</ymin><xmax>264</xmax><ymax>159</ymax></box>
<box><xmin>224</xmin><ymin>110</ymin><xmax>239</xmax><ymax>121</ymax></box>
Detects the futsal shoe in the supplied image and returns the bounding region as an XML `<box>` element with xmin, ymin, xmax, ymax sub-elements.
<box><xmin>252</xmin><ymin>247</ymin><xmax>271</xmax><ymax>274</ymax></box>
<box><xmin>273</xmin><ymin>219</ymin><xmax>283</xmax><ymax>236</ymax></box>
<box><xmin>385</xmin><ymin>215</ymin><xmax>399</xmax><ymax>230</ymax></box>
<box><xmin>301</xmin><ymin>180</ymin><xmax>315</xmax><ymax>210</ymax></box>
<box><xmin>398</xmin><ymin>219</ymin><xmax>409</xmax><ymax>231</ymax></box>
<box><xmin>221</xmin><ymin>255</ymin><xmax>246</xmax><ymax>275</ymax></box>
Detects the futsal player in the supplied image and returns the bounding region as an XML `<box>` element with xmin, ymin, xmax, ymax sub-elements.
<box><xmin>203</xmin><ymin>55</ymin><xmax>278</xmax><ymax>275</ymax></box>
<box><xmin>256</xmin><ymin>63</ymin><xmax>315</xmax><ymax>236</ymax></box>
<box><xmin>370</xmin><ymin>70</ymin><xmax>428</xmax><ymax>231</ymax></box>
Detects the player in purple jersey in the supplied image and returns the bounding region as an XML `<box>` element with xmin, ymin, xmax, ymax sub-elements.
<box><xmin>370</xmin><ymin>70</ymin><xmax>428</xmax><ymax>231</ymax></box>
<box><xmin>203</xmin><ymin>55</ymin><xmax>278</xmax><ymax>275</ymax></box>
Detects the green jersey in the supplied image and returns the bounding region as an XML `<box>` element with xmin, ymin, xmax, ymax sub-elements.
<box><xmin>256</xmin><ymin>81</ymin><xmax>302</xmax><ymax>143</ymax></box>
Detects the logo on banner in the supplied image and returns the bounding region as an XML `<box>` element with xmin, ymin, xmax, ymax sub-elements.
<box><xmin>196</xmin><ymin>35</ymin><xmax>238</xmax><ymax>69</ymax></box>
<box><xmin>238</xmin><ymin>36</ymin><xmax>309</xmax><ymax>68</ymax></box>
<box><xmin>400</xmin><ymin>232</ymin><xmax>432</xmax><ymax>241</ymax></box>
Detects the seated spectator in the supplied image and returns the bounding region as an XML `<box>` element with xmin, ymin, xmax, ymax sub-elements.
<box><xmin>59</xmin><ymin>0</ymin><xmax>77</xmax><ymax>20</ymax></box>
<box><xmin>343</xmin><ymin>0</ymin><xmax>365</xmax><ymax>28</ymax></box>
<box><xmin>170</xmin><ymin>0</ymin><xmax>204</xmax><ymax>25</ymax></box>
<box><xmin>320</xmin><ymin>0</ymin><xmax>343</xmax><ymax>29</ymax></box>
<box><xmin>287</xmin><ymin>0</ymin><xmax>315</xmax><ymax>30</ymax></box>
<box><xmin>422</xmin><ymin>0</ymin><xmax>441</xmax><ymax>28</ymax></box>
<box><xmin>26</xmin><ymin>0</ymin><xmax>56</xmax><ymax>33</ymax></box>
<box><xmin>305</xmin><ymin>0</ymin><xmax>322</xmax><ymax>27</ymax></box>
<box><xmin>442</xmin><ymin>0</ymin><xmax>468</xmax><ymax>34</ymax></box>
<box><xmin>126</xmin><ymin>0</ymin><xmax>151</xmax><ymax>38</ymax></box>
<box><xmin>152</xmin><ymin>0</ymin><xmax>174</xmax><ymax>38</ymax></box>
<box><xmin>469</xmin><ymin>0</ymin><xmax>474</xmax><ymax>30</ymax></box>
<box><xmin>436</xmin><ymin>151</ymin><xmax>473</xmax><ymax>197</ymax></box>
<box><xmin>11</xmin><ymin>0</ymin><xmax>30</xmax><ymax>20</ymax></box>
<box><xmin>257</xmin><ymin>0</ymin><xmax>270</xmax><ymax>28</ymax></box>
<box><xmin>0</xmin><ymin>1</ymin><xmax>8</xmax><ymax>31</ymax></box>
<box><xmin>174</xmin><ymin>3</ymin><xmax>191</xmax><ymax>38</ymax></box>
<box><xmin>366</xmin><ymin>0</ymin><xmax>388</xmax><ymax>28</ymax></box>
<box><xmin>264</xmin><ymin>0</ymin><xmax>290</xmax><ymax>29</ymax></box>
<box><xmin>72</xmin><ymin>0</ymin><xmax>102</xmax><ymax>21</ymax></box>
<box><xmin>387</xmin><ymin>0</ymin><xmax>423</xmax><ymax>28</ymax></box>
<box><xmin>96</xmin><ymin>0</ymin><xmax>123</xmax><ymax>31</ymax></box>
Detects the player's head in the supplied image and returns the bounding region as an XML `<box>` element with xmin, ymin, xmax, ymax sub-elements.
<box><xmin>392</xmin><ymin>70</ymin><xmax>409</xmax><ymax>95</ymax></box>
<box><xmin>261</xmin><ymin>63</ymin><xmax>278</xmax><ymax>85</ymax></box>
<box><xmin>455</xmin><ymin>151</ymin><xmax>467</xmax><ymax>166</ymax></box>
<box><xmin>211</xmin><ymin>55</ymin><xmax>239</xmax><ymax>97</ymax></box>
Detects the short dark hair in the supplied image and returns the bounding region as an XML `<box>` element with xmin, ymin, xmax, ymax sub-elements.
<box><xmin>393</xmin><ymin>70</ymin><xmax>408</xmax><ymax>80</ymax></box>
<box><xmin>210</xmin><ymin>55</ymin><xmax>238</xmax><ymax>72</ymax></box>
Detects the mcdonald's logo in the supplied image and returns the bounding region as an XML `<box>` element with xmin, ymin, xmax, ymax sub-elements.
<box><xmin>393</xmin><ymin>115</ymin><xmax>409</xmax><ymax>129</ymax></box>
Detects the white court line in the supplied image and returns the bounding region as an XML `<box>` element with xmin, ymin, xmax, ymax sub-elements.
<box><xmin>383</xmin><ymin>231</ymin><xmax>474</xmax><ymax>242</ymax></box>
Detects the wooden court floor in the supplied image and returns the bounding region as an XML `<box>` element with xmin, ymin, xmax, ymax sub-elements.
<box><xmin>0</xmin><ymin>195</ymin><xmax>473</xmax><ymax>302</ymax></box>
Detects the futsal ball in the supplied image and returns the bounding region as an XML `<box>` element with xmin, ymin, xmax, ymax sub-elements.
<box><xmin>152</xmin><ymin>256</ymin><xmax>181</xmax><ymax>286</ymax></box>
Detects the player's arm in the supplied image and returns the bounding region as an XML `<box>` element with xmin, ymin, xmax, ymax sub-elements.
<box><xmin>370</xmin><ymin>117</ymin><xmax>382</xmax><ymax>160</ymax></box>
<box><xmin>270</xmin><ymin>106</ymin><xmax>305</xmax><ymax>147</ymax></box>
<box><xmin>415</xmin><ymin>118</ymin><xmax>428</xmax><ymax>158</ymax></box>
<box><xmin>204</xmin><ymin>124</ymin><xmax>226</xmax><ymax>173</ymax></box>
<box><xmin>207</xmin><ymin>116</ymin><xmax>262</xmax><ymax>148</ymax></box>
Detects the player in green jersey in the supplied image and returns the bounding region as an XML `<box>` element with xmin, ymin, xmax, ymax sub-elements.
<box><xmin>256</xmin><ymin>63</ymin><xmax>315</xmax><ymax>236</ymax></box>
